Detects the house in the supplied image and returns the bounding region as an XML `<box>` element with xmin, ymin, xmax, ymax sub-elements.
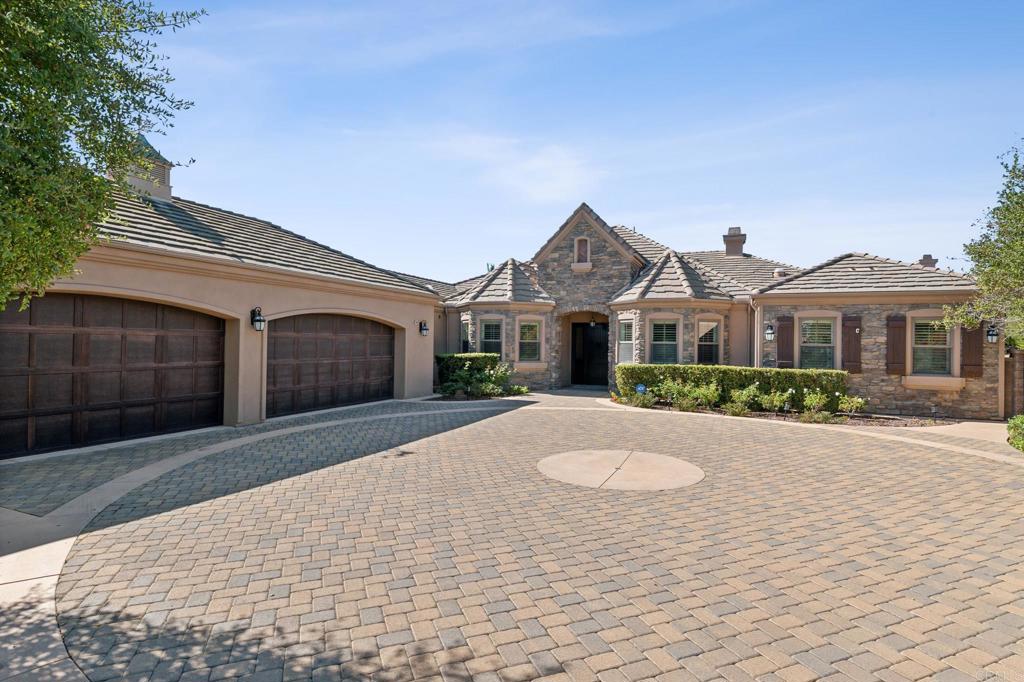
<box><xmin>0</xmin><ymin>139</ymin><xmax>1012</xmax><ymax>458</ymax></box>
<box><xmin>426</xmin><ymin>205</ymin><xmax>1008</xmax><ymax>422</ymax></box>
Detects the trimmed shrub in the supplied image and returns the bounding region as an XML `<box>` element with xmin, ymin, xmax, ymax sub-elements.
<box><xmin>730</xmin><ymin>384</ymin><xmax>761</xmax><ymax>409</ymax></box>
<box><xmin>436</xmin><ymin>354</ymin><xmax>527</xmax><ymax>397</ymax></box>
<box><xmin>616</xmin><ymin>364</ymin><xmax>847</xmax><ymax>410</ymax></box>
<box><xmin>627</xmin><ymin>391</ymin><xmax>656</xmax><ymax>408</ymax></box>
<box><xmin>436</xmin><ymin>353</ymin><xmax>500</xmax><ymax>384</ymax></box>
<box><xmin>672</xmin><ymin>395</ymin><xmax>698</xmax><ymax>412</ymax></box>
<box><xmin>691</xmin><ymin>383</ymin><xmax>721</xmax><ymax>408</ymax></box>
<box><xmin>722</xmin><ymin>401</ymin><xmax>749</xmax><ymax>417</ymax></box>
<box><xmin>838</xmin><ymin>395</ymin><xmax>867</xmax><ymax>414</ymax></box>
<box><xmin>758</xmin><ymin>390</ymin><xmax>789</xmax><ymax>413</ymax></box>
<box><xmin>802</xmin><ymin>389</ymin><xmax>829</xmax><ymax>413</ymax></box>
<box><xmin>1009</xmin><ymin>415</ymin><xmax>1024</xmax><ymax>452</ymax></box>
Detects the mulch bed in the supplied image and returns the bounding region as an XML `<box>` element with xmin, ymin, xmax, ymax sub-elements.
<box><xmin>638</xmin><ymin>404</ymin><xmax>957</xmax><ymax>427</ymax></box>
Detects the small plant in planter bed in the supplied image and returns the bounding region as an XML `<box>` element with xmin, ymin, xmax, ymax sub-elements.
<box><xmin>758</xmin><ymin>390</ymin><xmax>789</xmax><ymax>413</ymax></box>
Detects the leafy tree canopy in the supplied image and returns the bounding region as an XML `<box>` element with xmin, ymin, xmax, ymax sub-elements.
<box><xmin>0</xmin><ymin>0</ymin><xmax>203</xmax><ymax>305</ymax></box>
<box><xmin>946</xmin><ymin>143</ymin><xmax>1024</xmax><ymax>339</ymax></box>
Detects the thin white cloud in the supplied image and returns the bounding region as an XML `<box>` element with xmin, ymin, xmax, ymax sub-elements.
<box><xmin>429</xmin><ymin>132</ymin><xmax>603</xmax><ymax>203</ymax></box>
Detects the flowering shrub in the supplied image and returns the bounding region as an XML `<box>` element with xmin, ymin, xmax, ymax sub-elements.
<box><xmin>758</xmin><ymin>390</ymin><xmax>789</xmax><ymax>412</ymax></box>
<box><xmin>838</xmin><ymin>395</ymin><xmax>867</xmax><ymax>414</ymax></box>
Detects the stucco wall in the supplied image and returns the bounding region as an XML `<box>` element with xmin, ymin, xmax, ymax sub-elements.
<box><xmin>53</xmin><ymin>244</ymin><xmax>439</xmax><ymax>425</ymax></box>
<box><xmin>759</xmin><ymin>303</ymin><xmax>1001</xmax><ymax>419</ymax></box>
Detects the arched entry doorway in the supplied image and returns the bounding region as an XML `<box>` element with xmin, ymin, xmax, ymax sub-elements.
<box><xmin>266</xmin><ymin>313</ymin><xmax>394</xmax><ymax>417</ymax></box>
<box><xmin>561</xmin><ymin>311</ymin><xmax>609</xmax><ymax>386</ymax></box>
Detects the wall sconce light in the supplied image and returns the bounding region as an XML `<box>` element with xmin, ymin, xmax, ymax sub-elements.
<box><xmin>589</xmin><ymin>315</ymin><xmax>596</xmax><ymax>328</ymax></box>
<box><xmin>986</xmin><ymin>323</ymin><xmax>998</xmax><ymax>343</ymax></box>
<box><xmin>250</xmin><ymin>307</ymin><xmax>266</xmax><ymax>332</ymax></box>
<box><xmin>764</xmin><ymin>323</ymin><xmax>775</xmax><ymax>342</ymax></box>
<box><xmin>419</xmin><ymin>320</ymin><xmax>430</xmax><ymax>336</ymax></box>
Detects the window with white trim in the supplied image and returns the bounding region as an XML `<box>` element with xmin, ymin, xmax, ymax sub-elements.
<box><xmin>617</xmin><ymin>320</ymin><xmax>634</xmax><ymax>364</ymax></box>
<box><xmin>518</xmin><ymin>322</ymin><xmax>540</xmax><ymax>361</ymax></box>
<box><xmin>651</xmin><ymin>321</ymin><xmax>678</xmax><ymax>364</ymax></box>
<box><xmin>912</xmin><ymin>319</ymin><xmax>952</xmax><ymax>375</ymax></box>
<box><xmin>696</xmin><ymin>320</ymin><xmax>720</xmax><ymax>365</ymax></box>
<box><xmin>799</xmin><ymin>319</ymin><xmax>835</xmax><ymax>369</ymax></box>
<box><xmin>481</xmin><ymin>321</ymin><xmax>502</xmax><ymax>356</ymax></box>
<box><xmin>575</xmin><ymin>238</ymin><xmax>590</xmax><ymax>264</ymax></box>
<box><xmin>460</xmin><ymin>321</ymin><xmax>470</xmax><ymax>353</ymax></box>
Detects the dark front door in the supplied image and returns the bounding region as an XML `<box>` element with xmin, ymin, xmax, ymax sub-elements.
<box><xmin>571</xmin><ymin>322</ymin><xmax>609</xmax><ymax>385</ymax></box>
<box><xmin>0</xmin><ymin>294</ymin><xmax>224</xmax><ymax>458</ymax></box>
<box><xmin>266</xmin><ymin>314</ymin><xmax>394</xmax><ymax>418</ymax></box>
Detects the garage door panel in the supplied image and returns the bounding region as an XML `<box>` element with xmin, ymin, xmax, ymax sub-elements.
<box><xmin>31</xmin><ymin>295</ymin><xmax>74</xmax><ymax>326</ymax></box>
<box><xmin>87</xmin><ymin>371</ymin><xmax>122</xmax><ymax>405</ymax></box>
<box><xmin>83</xmin><ymin>297</ymin><xmax>123</xmax><ymax>327</ymax></box>
<box><xmin>125</xmin><ymin>370</ymin><xmax>156</xmax><ymax>400</ymax></box>
<box><xmin>33</xmin><ymin>374</ymin><xmax>74</xmax><ymax>410</ymax></box>
<box><xmin>34</xmin><ymin>414</ymin><xmax>73</xmax><ymax>450</ymax></box>
<box><xmin>267</xmin><ymin>314</ymin><xmax>394</xmax><ymax>418</ymax></box>
<box><xmin>0</xmin><ymin>332</ymin><xmax>29</xmax><ymax>366</ymax></box>
<box><xmin>165</xmin><ymin>335</ymin><xmax>196</xmax><ymax>363</ymax></box>
<box><xmin>85</xmin><ymin>408</ymin><xmax>122</xmax><ymax>441</ymax></box>
<box><xmin>0</xmin><ymin>418</ymin><xmax>28</xmax><ymax>455</ymax></box>
<box><xmin>88</xmin><ymin>334</ymin><xmax>123</xmax><ymax>365</ymax></box>
<box><xmin>127</xmin><ymin>336</ymin><xmax>157</xmax><ymax>364</ymax></box>
<box><xmin>0</xmin><ymin>294</ymin><xmax>224</xmax><ymax>458</ymax></box>
<box><xmin>124</xmin><ymin>300</ymin><xmax>158</xmax><ymax>328</ymax></box>
<box><xmin>0</xmin><ymin>377</ymin><xmax>28</xmax><ymax>412</ymax></box>
<box><xmin>35</xmin><ymin>334</ymin><xmax>74</xmax><ymax>367</ymax></box>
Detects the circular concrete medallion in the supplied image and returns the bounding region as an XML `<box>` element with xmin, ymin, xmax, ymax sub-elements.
<box><xmin>537</xmin><ymin>450</ymin><xmax>705</xmax><ymax>491</ymax></box>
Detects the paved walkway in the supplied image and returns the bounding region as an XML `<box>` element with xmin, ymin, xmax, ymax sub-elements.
<box><xmin>2</xmin><ymin>393</ymin><xmax>1022</xmax><ymax>681</ymax></box>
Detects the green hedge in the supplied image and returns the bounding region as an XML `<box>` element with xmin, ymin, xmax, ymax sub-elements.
<box><xmin>615</xmin><ymin>363</ymin><xmax>848</xmax><ymax>410</ymax></box>
<box><xmin>436</xmin><ymin>353</ymin><xmax>501</xmax><ymax>384</ymax></box>
<box><xmin>1010</xmin><ymin>415</ymin><xmax>1024</xmax><ymax>452</ymax></box>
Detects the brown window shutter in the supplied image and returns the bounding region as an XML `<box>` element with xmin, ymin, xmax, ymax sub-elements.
<box><xmin>886</xmin><ymin>314</ymin><xmax>906</xmax><ymax>375</ymax></box>
<box><xmin>842</xmin><ymin>316</ymin><xmax>862</xmax><ymax>373</ymax></box>
<box><xmin>776</xmin><ymin>316</ymin><xmax>794</xmax><ymax>368</ymax></box>
<box><xmin>961</xmin><ymin>324</ymin><xmax>984</xmax><ymax>378</ymax></box>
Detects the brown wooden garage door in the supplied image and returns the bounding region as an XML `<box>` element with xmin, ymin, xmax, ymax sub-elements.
<box><xmin>266</xmin><ymin>314</ymin><xmax>394</xmax><ymax>418</ymax></box>
<box><xmin>0</xmin><ymin>294</ymin><xmax>224</xmax><ymax>458</ymax></box>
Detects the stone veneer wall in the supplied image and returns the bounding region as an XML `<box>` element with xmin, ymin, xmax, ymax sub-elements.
<box><xmin>608</xmin><ymin>307</ymin><xmax>731</xmax><ymax>390</ymax></box>
<box><xmin>458</xmin><ymin>309</ymin><xmax>556</xmax><ymax>390</ymax></box>
<box><xmin>534</xmin><ymin>218</ymin><xmax>642</xmax><ymax>388</ymax></box>
<box><xmin>760</xmin><ymin>304</ymin><xmax>1001</xmax><ymax>419</ymax></box>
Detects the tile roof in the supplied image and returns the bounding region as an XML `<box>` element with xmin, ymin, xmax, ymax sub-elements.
<box><xmin>385</xmin><ymin>271</ymin><xmax>460</xmax><ymax>299</ymax></box>
<box><xmin>454</xmin><ymin>259</ymin><xmax>554</xmax><ymax>305</ymax></box>
<box><xmin>611</xmin><ymin>251</ymin><xmax>731</xmax><ymax>304</ymax></box>
<box><xmin>681</xmin><ymin>251</ymin><xmax>801</xmax><ymax>296</ymax></box>
<box><xmin>754</xmin><ymin>253</ymin><xmax>976</xmax><ymax>295</ymax></box>
<box><xmin>99</xmin><ymin>193</ymin><xmax>435</xmax><ymax>296</ymax></box>
<box><xmin>609</xmin><ymin>225</ymin><xmax>669</xmax><ymax>261</ymax></box>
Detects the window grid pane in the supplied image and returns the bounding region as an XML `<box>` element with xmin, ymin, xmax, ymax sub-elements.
<box><xmin>518</xmin><ymin>323</ymin><xmax>540</xmax><ymax>361</ymax></box>
<box><xmin>618</xmin><ymin>321</ymin><xmax>633</xmax><ymax>342</ymax></box>
<box><xmin>800</xmin><ymin>347</ymin><xmax>834</xmax><ymax>369</ymax></box>
<box><xmin>800</xmin><ymin>320</ymin><xmax>834</xmax><ymax>345</ymax></box>
<box><xmin>651</xmin><ymin>344</ymin><xmax>677</xmax><ymax>364</ymax></box>
<box><xmin>652</xmin><ymin>322</ymin><xmax>677</xmax><ymax>343</ymax></box>
<box><xmin>481</xmin><ymin>322</ymin><xmax>501</xmax><ymax>355</ymax></box>
<box><xmin>697</xmin><ymin>343</ymin><xmax>719</xmax><ymax>365</ymax></box>
<box><xmin>617</xmin><ymin>341</ymin><xmax>632</xmax><ymax>364</ymax></box>
<box><xmin>913</xmin><ymin>347</ymin><xmax>951</xmax><ymax>375</ymax></box>
<box><xmin>913</xmin><ymin>321</ymin><xmax>949</xmax><ymax>346</ymax></box>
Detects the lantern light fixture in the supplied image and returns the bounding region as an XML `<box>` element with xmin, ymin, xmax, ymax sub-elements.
<box><xmin>764</xmin><ymin>323</ymin><xmax>776</xmax><ymax>342</ymax></box>
<box><xmin>419</xmin><ymin>320</ymin><xmax>430</xmax><ymax>337</ymax></box>
<box><xmin>250</xmin><ymin>307</ymin><xmax>266</xmax><ymax>332</ymax></box>
<box><xmin>589</xmin><ymin>315</ymin><xmax>597</xmax><ymax>328</ymax></box>
<box><xmin>986</xmin><ymin>323</ymin><xmax>998</xmax><ymax>344</ymax></box>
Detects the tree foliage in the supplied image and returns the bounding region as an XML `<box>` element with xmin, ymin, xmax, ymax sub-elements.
<box><xmin>0</xmin><ymin>0</ymin><xmax>203</xmax><ymax>305</ymax></box>
<box><xmin>946</xmin><ymin>143</ymin><xmax>1024</xmax><ymax>337</ymax></box>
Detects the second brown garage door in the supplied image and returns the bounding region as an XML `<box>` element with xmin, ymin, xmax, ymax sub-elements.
<box><xmin>266</xmin><ymin>314</ymin><xmax>394</xmax><ymax>418</ymax></box>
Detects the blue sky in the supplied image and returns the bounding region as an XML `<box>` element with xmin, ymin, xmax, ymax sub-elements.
<box><xmin>151</xmin><ymin>0</ymin><xmax>1024</xmax><ymax>282</ymax></box>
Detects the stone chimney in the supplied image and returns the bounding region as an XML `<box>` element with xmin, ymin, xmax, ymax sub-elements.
<box><xmin>723</xmin><ymin>226</ymin><xmax>746</xmax><ymax>256</ymax></box>
<box><xmin>918</xmin><ymin>254</ymin><xmax>938</xmax><ymax>268</ymax></box>
<box><xmin>125</xmin><ymin>135</ymin><xmax>173</xmax><ymax>201</ymax></box>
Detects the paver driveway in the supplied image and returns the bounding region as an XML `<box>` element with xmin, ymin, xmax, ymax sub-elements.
<box><xmin>46</xmin><ymin>394</ymin><xmax>1024</xmax><ymax>681</ymax></box>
